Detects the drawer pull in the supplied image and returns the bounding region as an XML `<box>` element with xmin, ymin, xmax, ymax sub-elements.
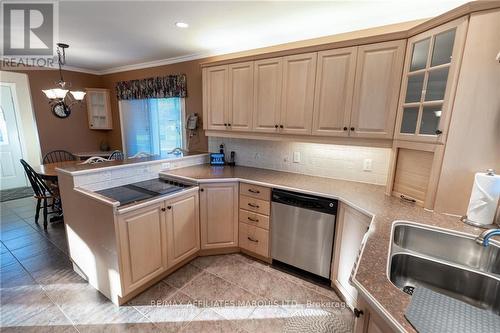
<box><xmin>248</xmin><ymin>189</ymin><xmax>261</xmax><ymax>194</ymax></box>
<box><xmin>247</xmin><ymin>236</ymin><xmax>259</xmax><ymax>243</ymax></box>
<box><xmin>400</xmin><ymin>195</ymin><xmax>416</xmax><ymax>203</ymax></box>
<box><xmin>247</xmin><ymin>217</ymin><xmax>259</xmax><ymax>222</ymax></box>
<box><xmin>248</xmin><ymin>203</ymin><xmax>260</xmax><ymax>208</ymax></box>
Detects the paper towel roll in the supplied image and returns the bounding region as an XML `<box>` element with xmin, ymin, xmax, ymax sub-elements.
<box><xmin>466</xmin><ymin>171</ymin><xmax>500</xmax><ymax>225</ymax></box>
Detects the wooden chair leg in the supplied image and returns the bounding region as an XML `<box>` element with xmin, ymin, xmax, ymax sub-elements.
<box><xmin>35</xmin><ymin>198</ymin><xmax>41</xmax><ymax>224</ymax></box>
<box><xmin>43</xmin><ymin>198</ymin><xmax>48</xmax><ymax>230</ymax></box>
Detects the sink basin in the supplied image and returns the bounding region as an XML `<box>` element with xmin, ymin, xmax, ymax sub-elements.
<box><xmin>389</xmin><ymin>222</ymin><xmax>500</xmax><ymax>315</ymax></box>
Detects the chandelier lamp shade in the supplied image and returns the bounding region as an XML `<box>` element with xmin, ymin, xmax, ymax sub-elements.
<box><xmin>42</xmin><ymin>43</ymin><xmax>86</xmax><ymax>118</ymax></box>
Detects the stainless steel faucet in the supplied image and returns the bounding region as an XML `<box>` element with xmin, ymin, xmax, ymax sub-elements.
<box><xmin>475</xmin><ymin>229</ymin><xmax>500</xmax><ymax>246</ymax></box>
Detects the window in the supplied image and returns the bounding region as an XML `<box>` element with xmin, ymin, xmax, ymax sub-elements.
<box><xmin>119</xmin><ymin>97</ymin><xmax>185</xmax><ymax>157</ymax></box>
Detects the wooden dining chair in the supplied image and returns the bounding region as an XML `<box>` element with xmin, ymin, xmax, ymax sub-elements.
<box><xmin>108</xmin><ymin>150</ymin><xmax>124</xmax><ymax>161</ymax></box>
<box><xmin>20</xmin><ymin>159</ymin><xmax>61</xmax><ymax>230</ymax></box>
<box><xmin>80</xmin><ymin>156</ymin><xmax>108</xmax><ymax>164</ymax></box>
<box><xmin>42</xmin><ymin>150</ymin><xmax>76</xmax><ymax>164</ymax></box>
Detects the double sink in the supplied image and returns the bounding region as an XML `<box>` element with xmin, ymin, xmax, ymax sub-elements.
<box><xmin>388</xmin><ymin>222</ymin><xmax>500</xmax><ymax>315</ymax></box>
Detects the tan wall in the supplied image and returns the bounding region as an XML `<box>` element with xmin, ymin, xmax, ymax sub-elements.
<box><xmin>6</xmin><ymin>69</ymin><xmax>108</xmax><ymax>157</ymax></box>
<box><xmin>100</xmin><ymin>58</ymin><xmax>214</xmax><ymax>153</ymax></box>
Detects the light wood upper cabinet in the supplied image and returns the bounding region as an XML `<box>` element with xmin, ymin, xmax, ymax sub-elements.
<box><xmin>117</xmin><ymin>202</ymin><xmax>168</xmax><ymax>295</ymax></box>
<box><xmin>200</xmin><ymin>182</ymin><xmax>239</xmax><ymax>249</ymax></box>
<box><xmin>395</xmin><ymin>17</ymin><xmax>468</xmax><ymax>144</ymax></box>
<box><xmin>312</xmin><ymin>47</ymin><xmax>357</xmax><ymax>137</ymax></box>
<box><xmin>331</xmin><ymin>203</ymin><xmax>370</xmax><ymax>308</ymax></box>
<box><xmin>350</xmin><ymin>40</ymin><xmax>406</xmax><ymax>139</ymax></box>
<box><xmin>86</xmin><ymin>88</ymin><xmax>112</xmax><ymax>130</ymax></box>
<box><xmin>253</xmin><ymin>57</ymin><xmax>283</xmax><ymax>133</ymax></box>
<box><xmin>228</xmin><ymin>62</ymin><xmax>254</xmax><ymax>132</ymax></box>
<box><xmin>280</xmin><ymin>52</ymin><xmax>317</xmax><ymax>135</ymax></box>
<box><xmin>203</xmin><ymin>65</ymin><xmax>228</xmax><ymax>130</ymax></box>
<box><xmin>165</xmin><ymin>191</ymin><xmax>200</xmax><ymax>267</ymax></box>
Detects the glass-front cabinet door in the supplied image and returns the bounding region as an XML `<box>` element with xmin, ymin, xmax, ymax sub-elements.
<box><xmin>395</xmin><ymin>17</ymin><xmax>467</xmax><ymax>143</ymax></box>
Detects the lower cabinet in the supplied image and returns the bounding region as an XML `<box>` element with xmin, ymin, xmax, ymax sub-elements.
<box><xmin>199</xmin><ymin>182</ymin><xmax>239</xmax><ymax>249</ymax></box>
<box><xmin>239</xmin><ymin>221</ymin><xmax>269</xmax><ymax>258</ymax></box>
<box><xmin>354</xmin><ymin>295</ymin><xmax>395</xmax><ymax>333</ymax></box>
<box><xmin>166</xmin><ymin>191</ymin><xmax>200</xmax><ymax>267</ymax></box>
<box><xmin>331</xmin><ymin>202</ymin><xmax>371</xmax><ymax>308</ymax></box>
<box><xmin>116</xmin><ymin>190</ymin><xmax>200</xmax><ymax>296</ymax></box>
<box><xmin>117</xmin><ymin>202</ymin><xmax>168</xmax><ymax>295</ymax></box>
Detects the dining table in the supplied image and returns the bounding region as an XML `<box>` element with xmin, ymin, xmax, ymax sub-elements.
<box><xmin>33</xmin><ymin>160</ymin><xmax>81</xmax><ymax>180</ymax></box>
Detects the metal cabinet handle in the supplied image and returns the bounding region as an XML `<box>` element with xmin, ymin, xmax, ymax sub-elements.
<box><xmin>275</xmin><ymin>125</ymin><xmax>279</xmax><ymax>128</ymax></box>
<box><xmin>400</xmin><ymin>195</ymin><xmax>416</xmax><ymax>203</ymax></box>
<box><xmin>161</xmin><ymin>208</ymin><xmax>166</xmax><ymax>212</ymax></box>
<box><xmin>247</xmin><ymin>217</ymin><xmax>259</xmax><ymax>222</ymax></box>
<box><xmin>343</xmin><ymin>127</ymin><xmax>348</xmax><ymax>131</ymax></box>
<box><xmin>350</xmin><ymin>127</ymin><xmax>355</xmax><ymax>131</ymax></box>
<box><xmin>279</xmin><ymin>125</ymin><xmax>284</xmax><ymax>129</ymax></box>
<box><xmin>224</xmin><ymin>123</ymin><xmax>227</xmax><ymax>127</ymax></box>
<box><xmin>228</xmin><ymin>123</ymin><xmax>231</xmax><ymax>127</ymax></box>
<box><xmin>200</xmin><ymin>188</ymin><xmax>204</xmax><ymax>192</ymax></box>
<box><xmin>247</xmin><ymin>237</ymin><xmax>259</xmax><ymax>243</ymax></box>
<box><xmin>248</xmin><ymin>203</ymin><xmax>260</xmax><ymax>208</ymax></box>
<box><xmin>435</xmin><ymin>129</ymin><xmax>443</xmax><ymax>135</ymax></box>
<box><xmin>248</xmin><ymin>189</ymin><xmax>260</xmax><ymax>194</ymax></box>
<box><xmin>353</xmin><ymin>308</ymin><xmax>364</xmax><ymax>318</ymax></box>
<box><xmin>167</xmin><ymin>206</ymin><xmax>172</xmax><ymax>210</ymax></box>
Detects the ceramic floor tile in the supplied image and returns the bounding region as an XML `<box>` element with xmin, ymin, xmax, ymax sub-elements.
<box><xmin>162</xmin><ymin>263</ymin><xmax>203</xmax><ymax>289</ymax></box>
<box><xmin>237</xmin><ymin>305</ymin><xmax>293</xmax><ymax>333</ymax></box>
<box><xmin>189</xmin><ymin>254</ymin><xmax>226</xmax><ymax>270</ymax></box>
<box><xmin>128</xmin><ymin>281</ymin><xmax>178</xmax><ymax>307</ymax></box>
<box><xmin>10</xmin><ymin>240</ymin><xmax>57</xmax><ymax>261</ymax></box>
<box><xmin>75</xmin><ymin>322</ymin><xmax>162</xmax><ymax>333</ymax></box>
<box><xmin>0</xmin><ymin>286</ymin><xmax>55</xmax><ymax>327</ymax></box>
<box><xmin>180</xmin><ymin>309</ymin><xmax>247</xmax><ymax>333</ymax></box>
<box><xmin>2</xmin><ymin>233</ymin><xmax>47</xmax><ymax>251</ymax></box>
<box><xmin>1</xmin><ymin>251</ymin><xmax>18</xmax><ymax>268</ymax></box>
<box><xmin>0</xmin><ymin>325</ymin><xmax>78</xmax><ymax>333</ymax></box>
<box><xmin>0</xmin><ymin>226</ymin><xmax>38</xmax><ymax>242</ymax></box>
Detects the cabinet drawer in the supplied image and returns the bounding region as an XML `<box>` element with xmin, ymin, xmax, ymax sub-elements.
<box><xmin>240</xmin><ymin>183</ymin><xmax>271</xmax><ymax>201</ymax></box>
<box><xmin>239</xmin><ymin>222</ymin><xmax>269</xmax><ymax>258</ymax></box>
<box><xmin>239</xmin><ymin>209</ymin><xmax>270</xmax><ymax>230</ymax></box>
<box><xmin>239</xmin><ymin>195</ymin><xmax>270</xmax><ymax>215</ymax></box>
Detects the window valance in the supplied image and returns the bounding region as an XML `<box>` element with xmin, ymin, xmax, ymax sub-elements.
<box><xmin>116</xmin><ymin>74</ymin><xmax>187</xmax><ymax>100</ymax></box>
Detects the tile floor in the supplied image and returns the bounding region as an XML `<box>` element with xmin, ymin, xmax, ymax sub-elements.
<box><xmin>1</xmin><ymin>197</ymin><xmax>353</xmax><ymax>332</ymax></box>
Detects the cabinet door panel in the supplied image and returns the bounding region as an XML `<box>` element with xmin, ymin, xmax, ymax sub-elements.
<box><xmin>203</xmin><ymin>65</ymin><xmax>228</xmax><ymax>130</ymax></box>
<box><xmin>117</xmin><ymin>203</ymin><xmax>167</xmax><ymax>295</ymax></box>
<box><xmin>331</xmin><ymin>203</ymin><xmax>370</xmax><ymax>307</ymax></box>
<box><xmin>166</xmin><ymin>192</ymin><xmax>200</xmax><ymax>266</ymax></box>
<box><xmin>312</xmin><ymin>47</ymin><xmax>357</xmax><ymax>137</ymax></box>
<box><xmin>228</xmin><ymin>62</ymin><xmax>254</xmax><ymax>131</ymax></box>
<box><xmin>200</xmin><ymin>183</ymin><xmax>239</xmax><ymax>249</ymax></box>
<box><xmin>86</xmin><ymin>89</ymin><xmax>112</xmax><ymax>130</ymax></box>
<box><xmin>350</xmin><ymin>40</ymin><xmax>405</xmax><ymax>139</ymax></box>
<box><xmin>280</xmin><ymin>53</ymin><xmax>317</xmax><ymax>135</ymax></box>
<box><xmin>253</xmin><ymin>58</ymin><xmax>282</xmax><ymax>133</ymax></box>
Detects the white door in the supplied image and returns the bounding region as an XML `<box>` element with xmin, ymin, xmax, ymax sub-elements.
<box><xmin>0</xmin><ymin>84</ymin><xmax>27</xmax><ymax>189</ymax></box>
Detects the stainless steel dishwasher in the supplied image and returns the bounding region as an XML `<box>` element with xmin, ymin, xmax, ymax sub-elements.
<box><xmin>271</xmin><ymin>189</ymin><xmax>337</xmax><ymax>279</ymax></box>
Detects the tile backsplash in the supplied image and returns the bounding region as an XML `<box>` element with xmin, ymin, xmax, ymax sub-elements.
<box><xmin>209</xmin><ymin>138</ymin><xmax>391</xmax><ymax>185</ymax></box>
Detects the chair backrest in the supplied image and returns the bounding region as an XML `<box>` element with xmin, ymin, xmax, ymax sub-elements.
<box><xmin>129</xmin><ymin>152</ymin><xmax>152</xmax><ymax>159</ymax></box>
<box><xmin>20</xmin><ymin>159</ymin><xmax>53</xmax><ymax>197</ymax></box>
<box><xmin>108</xmin><ymin>150</ymin><xmax>124</xmax><ymax>161</ymax></box>
<box><xmin>80</xmin><ymin>156</ymin><xmax>108</xmax><ymax>165</ymax></box>
<box><xmin>43</xmin><ymin>150</ymin><xmax>76</xmax><ymax>164</ymax></box>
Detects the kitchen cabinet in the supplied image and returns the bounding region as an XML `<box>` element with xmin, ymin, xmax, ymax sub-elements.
<box><xmin>279</xmin><ymin>52</ymin><xmax>317</xmax><ymax>135</ymax></box>
<box><xmin>86</xmin><ymin>88</ymin><xmax>112</xmax><ymax>130</ymax></box>
<box><xmin>395</xmin><ymin>17</ymin><xmax>468</xmax><ymax>143</ymax></box>
<box><xmin>331</xmin><ymin>203</ymin><xmax>370</xmax><ymax>308</ymax></box>
<box><xmin>350</xmin><ymin>40</ymin><xmax>406</xmax><ymax>139</ymax></box>
<box><xmin>117</xmin><ymin>202</ymin><xmax>168</xmax><ymax>295</ymax></box>
<box><xmin>239</xmin><ymin>222</ymin><xmax>270</xmax><ymax>258</ymax></box>
<box><xmin>165</xmin><ymin>191</ymin><xmax>200</xmax><ymax>267</ymax></box>
<box><xmin>354</xmin><ymin>295</ymin><xmax>396</xmax><ymax>333</ymax></box>
<box><xmin>228</xmin><ymin>62</ymin><xmax>254</xmax><ymax>131</ymax></box>
<box><xmin>253</xmin><ymin>57</ymin><xmax>283</xmax><ymax>133</ymax></box>
<box><xmin>200</xmin><ymin>182</ymin><xmax>239</xmax><ymax>249</ymax></box>
<box><xmin>312</xmin><ymin>47</ymin><xmax>357</xmax><ymax>137</ymax></box>
<box><xmin>203</xmin><ymin>65</ymin><xmax>229</xmax><ymax>130</ymax></box>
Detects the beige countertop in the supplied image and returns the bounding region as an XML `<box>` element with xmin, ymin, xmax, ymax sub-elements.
<box><xmin>163</xmin><ymin>164</ymin><xmax>487</xmax><ymax>332</ymax></box>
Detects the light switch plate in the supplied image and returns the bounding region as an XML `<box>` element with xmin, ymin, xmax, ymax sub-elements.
<box><xmin>293</xmin><ymin>152</ymin><xmax>301</xmax><ymax>163</ymax></box>
<box><xmin>363</xmin><ymin>159</ymin><xmax>372</xmax><ymax>171</ymax></box>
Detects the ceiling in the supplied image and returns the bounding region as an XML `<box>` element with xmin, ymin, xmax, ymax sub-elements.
<box><xmin>58</xmin><ymin>0</ymin><xmax>470</xmax><ymax>74</ymax></box>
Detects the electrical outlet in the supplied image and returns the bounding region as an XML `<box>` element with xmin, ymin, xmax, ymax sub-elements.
<box><xmin>293</xmin><ymin>151</ymin><xmax>301</xmax><ymax>163</ymax></box>
<box><xmin>363</xmin><ymin>159</ymin><xmax>372</xmax><ymax>172</ymax></box>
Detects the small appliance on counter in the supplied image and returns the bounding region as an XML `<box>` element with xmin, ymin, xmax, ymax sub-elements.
<box><xmin>461</xmin><ymin>169</ymin><xmax>500</xmax><ymax>228</ymax></box>
<box><xmin>210</xmin><ymin>144</ymin><xmax>226</xmax><ymax>166</ymax></box>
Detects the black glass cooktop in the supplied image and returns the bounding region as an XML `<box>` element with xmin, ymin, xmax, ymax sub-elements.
<box><xmin>96</xmin><ymin>178</ymin><xmax>192</xmax><ymax>206</ymax></box>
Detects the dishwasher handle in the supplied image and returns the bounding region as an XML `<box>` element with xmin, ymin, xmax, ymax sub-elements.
<box><xmin>272</xmin><ymin>189</ymin><xmax>337</xmax><ymax>214</ymax></box>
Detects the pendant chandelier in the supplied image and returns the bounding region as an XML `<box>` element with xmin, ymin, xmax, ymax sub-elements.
<box><xmin>42</xmin><ymin>43</ymin><xmax>86</xmax><ymax>118</ymax></box>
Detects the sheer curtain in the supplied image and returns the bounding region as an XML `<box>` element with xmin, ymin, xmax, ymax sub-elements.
<box><xmin>119</xmin><ymin>97</ymin><xmax>184</xmax><ymax>157</ymax></box>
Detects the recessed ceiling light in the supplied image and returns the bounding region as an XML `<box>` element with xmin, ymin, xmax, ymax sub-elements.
<box><xmin>175</xmin><ymin>22</ymin><xmax>189</xmax><ymax>28</ymax></box>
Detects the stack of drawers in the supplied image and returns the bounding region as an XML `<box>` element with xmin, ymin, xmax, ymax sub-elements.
<box><xmin>238</xmin><ymin>183</ymin><xmax>271</xmax><ymax>258</ymax></box>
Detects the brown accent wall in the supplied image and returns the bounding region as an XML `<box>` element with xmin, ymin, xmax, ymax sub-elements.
<box><xmin>9</xmin><ymin>69</ymin><xmax>108</xmax><ymax>157</ymax></box>
<box><xmin>100</xmin><ymin>58</ymin><xmax>214</xmax><ymax>153</ymax></box>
